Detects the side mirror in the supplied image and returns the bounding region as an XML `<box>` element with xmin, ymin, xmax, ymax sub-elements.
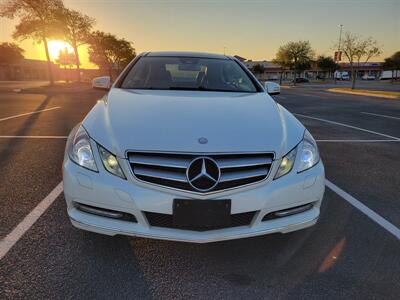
<box><xmin>92</xmin><ymin>76</ymin><xmax>111</xmax><ymax>90</ymax></box>
<box><xmin>264</xmin><ymin>81</ymin><xmax>280</xmax><ymax>95</ymax></box>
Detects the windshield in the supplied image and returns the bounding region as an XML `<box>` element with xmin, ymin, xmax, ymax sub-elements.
<box><xmin>120</xmin><ymin>56</ymin><xmax>258</xmax><ymax>93</ymax></box>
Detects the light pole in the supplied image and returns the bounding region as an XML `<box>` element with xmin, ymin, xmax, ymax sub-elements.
<box><xmin>338</xmin><ymin>24</ymin><xmax>343</xmax><ymax>55</ymax></box>
<box><xmin>334</xmin><ymin>24</ymin><xmax>343</xmax><ymax>84</ymax></box>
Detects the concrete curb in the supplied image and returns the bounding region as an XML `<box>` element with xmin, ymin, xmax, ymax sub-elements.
<box><xmin>327</xmin><ymin>88</ymin><xmax>399</xmax><ymax>99</ymax></box>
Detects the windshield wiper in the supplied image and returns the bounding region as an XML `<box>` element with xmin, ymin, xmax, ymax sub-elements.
<box><xmin>127</xmin><ymin>86</ymin><xmax>253</xmax><ymax>93</ymax></box>
<box><xmin>168</xmin><ymin>86</ymin><xmax>242</xmax><ymax>92</ymax></box>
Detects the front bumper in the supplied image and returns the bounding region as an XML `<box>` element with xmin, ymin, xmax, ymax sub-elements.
<box><xmin>63</xmin><ymin>144</ymin><xmax>325</xmax><ymax>243</ymax></box>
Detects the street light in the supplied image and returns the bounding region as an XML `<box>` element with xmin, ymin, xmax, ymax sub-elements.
<box><xmin>334</xmin><ymin>24</ymin><xmax>343</xmax><ymax>84</ymax></box>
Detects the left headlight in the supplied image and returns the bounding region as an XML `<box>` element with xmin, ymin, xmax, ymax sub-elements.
<box><xmin>298</xmin><ymin>130</ymin><xmax>320</xmax><ymax>173</ymax></box>
<box><xmin>274</xmin><ymin>130</ymin><xmax>320</xmax><ymax>179</ymax></box>
<box><xmin>69</xmin><ymin>125</ymin><xmax>98</xmax><ymax>172</ymax></box>
<box><xmin>98</xmin><ymin>145</ymin><xmax>126</xmax><ymax>179</ymax></box>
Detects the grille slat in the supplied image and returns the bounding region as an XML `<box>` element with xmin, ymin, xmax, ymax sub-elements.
<box><xmin>134</xmin><ymin>165</ymin><xmax>187</xmax><ymax>182</ymax></box>
<box><xmin>129</xmin><ymin>154</ymin><xmax>188</xmax><ymax>169</ymax></box>
<box><xmin>144</xmin><ymin>211</ymin><xmax>257</xmax><ymax>231</ymax></box>
<box><xmin>219</xmin><ymin>167</ymin><xmax>270</xmax><ymax>183</ymax></box>
<box><xmin>129</xmin><ymin>152</ymin><xmax>274</xmax><ymax>193</ymax></box>
<box><xmin>216</xmin><ymin>157</ymin><xmax>273</xmax><ymax>169</ymax></box>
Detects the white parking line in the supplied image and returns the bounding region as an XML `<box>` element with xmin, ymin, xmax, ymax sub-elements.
<box><xmin>0</xmin><ymin>135</ymin><xmax>67</xmax><ymax>139</ymax></box>
<box><xmin>326</xmin><ymin>180</ymin><xmax>400</xmax><ymax>240</ymax></box>
<box><xmin>361</xmin><ymin>112</ymin><xmax>400</xmax><ymax>121</ymax></box>
<box><xmin>316</xmin><ymin>139</ymin><xmax>400</xmax><ymax>143</ymax></box>
<box><xmin>0</xmin><ymin>182</ymin><xmax>63</xmax><ymax>260</ymax></box>
<box><xmin>295</xmin><ymin>113</ymin><xmax>400</xmax><ymax>140</ymax></box>
<box><xmin>0</xmin><ymin>107</ymin><xmax>61</xmax><ymax>122</ymax></box>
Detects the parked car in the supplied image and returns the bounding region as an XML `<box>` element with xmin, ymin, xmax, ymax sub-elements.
<box><xmin>334</xmin><ymin>71</ymin><xmax>350</xmax><ymax>80</ymax></box>
<box><xmin>63</xmin><ymin>51</ymin><xmax>325</xmax><ymax>243</ymax></box>
<box><xmin>293</xmin><ymin>78</ymin><xmax>309</xmax><ymax>83</ymax></box>
<box><xmin>380</xmin><ymin>70</ymin><xmax>400</xmax><ymax>80</ymax></box>
<box><xmin>341</xmin><ymin>72</ymin><xmax>350</xmax><ymax>80</ymax></box>
<box><xmin>316</xmin><ymin>74</ymin><xmax>325</xmax><ymax>80</ymax></box>
<box><xmin>362</xmin><ymin>74</ymin><xmax>375</xmax><ymax>80</ymax></box>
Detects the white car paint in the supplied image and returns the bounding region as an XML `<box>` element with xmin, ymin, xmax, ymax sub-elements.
<box><xmin>92</xmin><ymin>76</ymin><xmax>111</xmax><ymax>89</ymax></box>
<box><xmin>264</xmin><ymin>81</ymin><xmax>281</xmax><ymax>95</ymax></box>
<box><xmin>63</xmin><ymin>51</ymin><xmax>325</xmax><ymax>243</ymax></box>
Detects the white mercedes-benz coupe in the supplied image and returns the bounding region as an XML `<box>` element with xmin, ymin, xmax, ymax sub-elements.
<box><xmin>63</xmin><ymin>51</ymin><xmax>325</xmax><ymax>243</ymax></box>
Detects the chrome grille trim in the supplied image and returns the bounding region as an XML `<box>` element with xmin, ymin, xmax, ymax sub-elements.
<box><xmin>128</xmin><ymin>151</ymin><xmax>274</xmax><ymax>193</ymax></box>
<box><xmin>219</xmin><ymin>167</ymin><xmax>270</xmax><ymax>183</ymax></box>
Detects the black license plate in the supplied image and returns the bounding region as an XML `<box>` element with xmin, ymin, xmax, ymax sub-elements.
<box><xmin>173</xmin><ymin>199</ymin><xmax>231</xmax><ymax>230</ymax></box>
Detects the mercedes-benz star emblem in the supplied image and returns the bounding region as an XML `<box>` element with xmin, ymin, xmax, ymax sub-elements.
<box><xmin>186</xmin><ymin>157</ymin><xmax>220</xmax><ymax>192</ymax></box>
<box><xmin>198</xmin><ymin>137</ymin><xmax>208</xmax><ymax>144</ymax></box>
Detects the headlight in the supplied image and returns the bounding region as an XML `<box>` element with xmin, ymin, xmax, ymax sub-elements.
<box><xmin>298</xmin><ymin>130</ymin><xmax>320</xmax><ymax>172</ymax></box>
<box><xmin>274</xmin><ymin>130</ymin><xmax>320</xmax><ymax>179</ymax></box>
<box><xmin>274</xmin><ymin>146</ymin><xmax>297</xmax><ymax>179</ymax></box>
<box><xmin>69</xmin><ymin>125</ymin><xmax>97</xmax><ymax>171</ymax></box>
<box><xmin>98</xmin><ymin>145</ymin><xmax>126</xmax><ymax>179</ymax></box>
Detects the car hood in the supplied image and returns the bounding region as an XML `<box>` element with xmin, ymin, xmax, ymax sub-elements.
<box><xmin>83</xmin><ymin>89</ymin><xmax>305</xmax><ymax>158</ymax></box>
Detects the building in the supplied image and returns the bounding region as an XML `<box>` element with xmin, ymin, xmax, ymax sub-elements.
<box><xmin>0</xmin><ymin>59</ymin><xmax>60</xmax><ymax>81</ymax></box>
<box><xmin>0</xmin><ymin>58</ymin><xmax>102</xmax><ymax>82</ymax></box>
<box><xmin>243</xmin><ymin>60</ymin><xmax>283</xmax><ymax>81</ymax></box>
<box><xmin>238</xmin><ymin>56</ymin><xmax>385</xmax><ymax>81</ymax></box>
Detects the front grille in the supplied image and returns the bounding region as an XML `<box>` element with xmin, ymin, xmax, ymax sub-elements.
<box><xmin>144</xmin><ymin>211</ymin><xmax>257</xmax><ymax>231</ymax></box>
<box><xmin>128</xmin><ymin>152</ymin><xmax>274</xmax><ymax>193</ymax></box>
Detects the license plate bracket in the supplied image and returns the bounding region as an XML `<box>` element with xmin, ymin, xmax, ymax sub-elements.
<box><xmin>173</xmin><ymin>199</ymin><xmax>231</xmax><ymax>230</ymax></box>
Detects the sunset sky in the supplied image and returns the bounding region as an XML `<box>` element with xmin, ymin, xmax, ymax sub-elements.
<box><xmin>0</xmin><ymin>0</ymin><xmax>399</xmax><ymax>69</ymax></box>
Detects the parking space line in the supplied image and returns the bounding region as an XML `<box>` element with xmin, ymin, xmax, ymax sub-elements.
<box><xmin>361</xmin><ymin>112</ymin><xmax>400</xmax><ymax>121</ymax></box>
<box><xmin>0</xmin><ymin>182</ymin><xmax>63</xmax><ymax>260</ymax></box>
<box><xmin>0</xmin><ymin>107</ymin><xmax>61</xmax><ymax>122</ymax></box>
<box><xmin>295</xmin><ymin>113</ymin><xmax>400</xmax><ymax>140</ymax></box>
<box><xmin>326</xmin><ymin>180</ymin><xmax>400</xmax><ymax>240</ymax></box>
<box><xmin>316</xmin><ymin>139</ymin><xmax>400</xmax><ymax>143</ymax></box>
<box><xmin>0</xmin><ymin>135</ymin><xmax>67</xmax><ymax>139</ymax></box>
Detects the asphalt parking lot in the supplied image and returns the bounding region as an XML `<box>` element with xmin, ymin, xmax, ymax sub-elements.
<box><xmin>0</xmin><ymin>82</ymin><xmax>399</xmax><ymax>299</ymax></box>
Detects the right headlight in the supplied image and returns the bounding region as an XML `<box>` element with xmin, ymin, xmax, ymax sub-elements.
<box><xmin>274</xmin><ymin>130</ymin><xmax>320</xmax><ymax>179</ymax></box>
<box><xmin>68</xmin><ymin>125</ymin><xmax>98</xmax><ymax>172</ymax></box>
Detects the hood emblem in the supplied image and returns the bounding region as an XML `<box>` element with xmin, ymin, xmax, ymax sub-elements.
<box><xmin>198</xmin><ymin>137</ymin><xmax>208</xmax><ymax>144</ymax></box>
<box><xmin>186</xmin><ymin>157</ymin><xmax>220</xmax><ymax>192</ymax></box>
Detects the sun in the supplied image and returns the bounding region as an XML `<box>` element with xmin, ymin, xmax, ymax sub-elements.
<box><xmin>48</xmin><ymin>40</ymin><xmax>74</xmax><ymax>60</ymax></box>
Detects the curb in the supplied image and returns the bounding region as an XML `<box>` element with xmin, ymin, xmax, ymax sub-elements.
<box><xmin>327</xmin><ymin>88</ymin><xmax>399</xmax><ymax>100</ymax></box>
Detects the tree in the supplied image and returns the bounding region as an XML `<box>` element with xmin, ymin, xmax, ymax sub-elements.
<box><xmin>336</xmin><ymin>32</ymin><xmax>381</xmax><ymax>89</ymax></box>
<box><xmin>252</xmin><ymin>64</ymin><xmax>265</xmax><ymax>76</ymax></box>
<box><xmin>87</xmin><ymin>31</ymin><xmax>136</xmax><ymax>79</ymax></box>
<box><xmin>382</xmin><ymin>57</ymin><xmax>395</xmax><ymax>81</ymax></box>
<box><xmin>56</xmin><ymin>49</ymin><xmax>77</xmax><ymax>82</ymax></box>
<box><xmin>382</xmin><ymin>51</ymin><xmax>400</xmax><ymax>81</ymax></box>
<box><xmin>59</xmin><ymin>8</ymin><xmax>95</xmax><ymax>82</ymax></box>
<box><xmin>316</xmin><ymin>56</ymin><xmax>339</xmax><ymax>79</ymax></box>
<box><xmin>0</xmin><ymin>0</ymin><xmax>65</xmax><ymax>85</ymax></box>
<box><xmin>273</xmin><ymin>40</ymin><xmax>315</xmax><ymax>85</ymax></box>
<box><xmin>0</xmin><ymin>42</ymin><xmax>24</xmax><ymax>64</ymax></box>
<box><xmin>0</xmin><ymin>42</ymin><xmax>25</xmax><ymax>80</ymax></box>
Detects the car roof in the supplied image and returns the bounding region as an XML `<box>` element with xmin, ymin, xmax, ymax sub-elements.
<box><xmin>145</xmin><ymin>51</ymin><xmax>230</xmax><ymax>60</ymax></box>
